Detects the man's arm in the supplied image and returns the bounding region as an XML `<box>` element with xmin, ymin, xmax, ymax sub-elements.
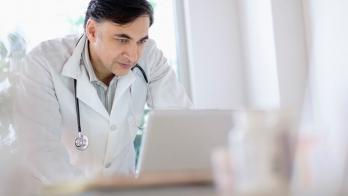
<box><xmin>13</xmin><ymin>53</ymin><xmax>82</xmax><ymax>184</ymax></box>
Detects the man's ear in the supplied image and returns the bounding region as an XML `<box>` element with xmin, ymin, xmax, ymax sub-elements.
<box><xmin>85</xmin><ymin>18</ymin><xmax>97</xmax><ymax>43</ymax></box>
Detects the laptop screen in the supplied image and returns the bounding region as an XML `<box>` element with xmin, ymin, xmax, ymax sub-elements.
<box><xmin>137</xmin><ymin>109</ymin><xmax>234</xmax><ymax>175</ymax></box>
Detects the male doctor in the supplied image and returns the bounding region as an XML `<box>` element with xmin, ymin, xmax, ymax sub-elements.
<box><xmin>14</xmin><ymin>0</ymin><xmax>191</xmax><ymax>184</ymax></box>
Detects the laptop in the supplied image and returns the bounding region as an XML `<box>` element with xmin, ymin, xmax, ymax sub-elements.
<box><xmin>136</xmin><ymin>109</ymin><xmax>234</xmax><ymax>174</ymax></box>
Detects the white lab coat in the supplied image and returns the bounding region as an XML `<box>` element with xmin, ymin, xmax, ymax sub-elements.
<box><xmin>13</xmin><ymin>34</ymin><xmax>191</xmax><ymax>184</ymax></box>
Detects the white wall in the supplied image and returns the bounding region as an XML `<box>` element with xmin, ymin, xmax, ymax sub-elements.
<box><xmin>299</xmin><ymin>0</ymin><xmax>348</xmax><ymax>192</ymax></box>
<box><xmin>183</xmin><ymin>0</ymin><xmax>246</xmax><ymax>109</ymax></box>
<box><xmin>183</xmin><ymin>0</ymin><xmax>308</xmax><ymax>113</ymax></box>
<box><xmin>271</xmin><ymin>0</ymin><xmax>308</xmax><ymax>115</ymax></box>
<box><xmin>305</xmin><ymin>0</ymin><xmax>348</xmax><ymax>136</ymax></box>
<box><xmin>238</xmin><ymin>0</ymin><xmax>280</xmax><ymax>110</ymax></box>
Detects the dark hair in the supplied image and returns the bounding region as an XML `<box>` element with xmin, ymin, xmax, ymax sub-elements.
<box><xmin>84</xmin><ymin>0</ymin><xmax>154</xmax><ymax>28</ymax></box>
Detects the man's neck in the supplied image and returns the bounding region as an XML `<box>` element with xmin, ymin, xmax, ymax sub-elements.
<box><xmin>88</xmin><ymin>43</ymin><xmax>114</xmax><ymax>86</ymax></box>
<box><xmin>95</xmin><ymin>71</ymin><xmax>114</xmax><ymax>86</ymax></box>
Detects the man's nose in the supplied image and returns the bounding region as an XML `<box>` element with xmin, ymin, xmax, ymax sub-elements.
<box><xmin>125</xmin><ymin>43</ymin><xmax>138</xmax><ymax>63</ymax></box>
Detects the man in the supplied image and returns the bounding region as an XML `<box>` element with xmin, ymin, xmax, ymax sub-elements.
<box><xmin>14</xmin><ymin>0</ymin><xmax>191</xmax><ymax>184</ymax></box>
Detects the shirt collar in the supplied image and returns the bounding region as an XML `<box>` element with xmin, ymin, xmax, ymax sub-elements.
<box><xmin>83</xmin><ymin>39</ymin><xmax>99</xmax><ymax>83</ymax></box>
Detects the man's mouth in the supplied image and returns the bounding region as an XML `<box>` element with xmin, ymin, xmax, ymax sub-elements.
<box><xmin>119</xmin><ymin>63</ymin><xmax>133</xmax><ymax>69</ymax></box>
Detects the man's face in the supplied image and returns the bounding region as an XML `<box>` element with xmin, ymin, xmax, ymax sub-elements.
<box><xmin>86</xmin><ymin>16</ymin><xmax>150</xmax><ymax>80</ymax></box>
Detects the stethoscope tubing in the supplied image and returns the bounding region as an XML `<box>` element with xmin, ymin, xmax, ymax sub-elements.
<box><xmin>73</xmin><ymin>65</ymin><xmax>148</xmax><ymax>151</ymax></box>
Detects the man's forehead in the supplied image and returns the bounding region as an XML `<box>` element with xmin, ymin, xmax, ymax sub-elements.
<box><xmin>101</xmin><ymin>19</ymin><xmax>150</xmax><ymax>39</ymax></box>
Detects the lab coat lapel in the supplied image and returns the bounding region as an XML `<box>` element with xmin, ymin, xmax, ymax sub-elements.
<box><xmin>61</xmin><ymin>34</ymin><xmax>109</xmax><ymax>119</ymax></box>
<box><xmin>110</xmin><ymin>72</ymin><xmax>136</xmax><ymax>118</ymax></box>
<box><xmin>76</xmin><ymin>71</ymin><xmax>109</xmax><ymax>119</ymax></box>
<box><xmin>61</xmin><ymin>34</ymin><xmax>85</xmax><ymax>79</ymax></box>
<box><xmin>105</xmin><ymin>72</ymin><xmax>137</xmax><ymax>165</ymax></box>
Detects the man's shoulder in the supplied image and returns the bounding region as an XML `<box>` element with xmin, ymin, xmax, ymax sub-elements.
<box><xmin>26</xmin><ymin>34</ymin><xmax>81</xmax><ymax>69</ymax></box>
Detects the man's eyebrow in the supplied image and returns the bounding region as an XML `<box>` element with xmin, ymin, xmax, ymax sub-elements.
<box><xmin>139</xmin><ymin>35</ymin><xmax>149</xmax><ymax>42</ymax></box>
<box><xmin>114</xmin><ymin>34</ymin><xmax>149</xmax><ymax>42</ymax></box>
<box><xmin>114</xmin><ymin>33</ymin><xmax>131</xmax><ymax>39</ymax></box>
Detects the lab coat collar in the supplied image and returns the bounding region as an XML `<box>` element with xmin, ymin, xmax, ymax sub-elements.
<box><xmin>76</xmin><ymin>71</ymin><xmax>137</xmax><ymax>121</ymax></box>
<box><xmin>60</xmin><ymin>34</ymin><xmax>108</xmax><ymax>118</ymax></box>
<box><xmin>76</xmin><ymin>69</ymin><xmax>109</xmax><ymax>119</ymax></box>
<box><xmin>61</xmin><ymin>34</ymin><xmax>85</xmax><ymax>79</ymax></box>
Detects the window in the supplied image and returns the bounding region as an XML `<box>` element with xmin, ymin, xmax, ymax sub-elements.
<box><xmin>0</xmin><ymin>0</ymin><xmax>87</xmax><ymax>50</ymax></box>
<box><xmin>149</xmin><ymin>0</ymin><xmax>179</xmax><ymax>73</ymax></box>
<box><xmin>0</xmin><ymin>0</ymin><xmax>179</xmax><ymax>71</ymax></box>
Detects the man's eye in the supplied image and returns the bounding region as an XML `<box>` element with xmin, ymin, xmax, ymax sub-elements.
<box><xmin>117</xmin><ymin>39</ymin><xmax>129</xmax><ymax>43</ymax></box>
<box><xmin>138</xmin><ymin>39</ymin><xmax>148</xmax><ymax>45</ymax></box>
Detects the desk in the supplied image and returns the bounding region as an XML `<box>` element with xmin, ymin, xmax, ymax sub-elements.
<box><xmin>42</xmin><ymin>170</ymin><xmax>293</xmax><ymax>196</ymax></box>
<box><xmin>82</xmin><ymin>185</ymin><xmax>215</xmax><ymax>196</ymax></box>
<box><xmin>43</xmin><ymin>170</ymin><xmax>217</xmax><ymax>196</ymax></box>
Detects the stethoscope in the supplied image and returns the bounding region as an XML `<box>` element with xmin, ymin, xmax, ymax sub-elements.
<box><xmin>74</xmin><ymin>64</ymin><xmax>149</xmax><ymax>151</ymax></box>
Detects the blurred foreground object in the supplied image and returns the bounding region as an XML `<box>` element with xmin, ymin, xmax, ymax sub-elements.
<box><xmin>212</xmin><ymin>110</ymin><xmax>295</xmax><ymax>196</ymax></box>
<box><xmin>229</xmin><ymin>110</ymin><xmax>294</xmax><ymax>194</ymax></box>
<box><xmin>0</xmin><ymin>148</ymin><xmax>41</xmax><ymax>195</ymax></box>
<box><xmin>0</xmin><ymin>31</ymin><xmax>39</xmax><ymax>195</ymax></box>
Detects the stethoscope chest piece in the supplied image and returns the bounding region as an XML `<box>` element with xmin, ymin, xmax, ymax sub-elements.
<box><xmin>75</xmin><ymin>132</ymin><xmax>89</xmax><ymax>151</ymax></box>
